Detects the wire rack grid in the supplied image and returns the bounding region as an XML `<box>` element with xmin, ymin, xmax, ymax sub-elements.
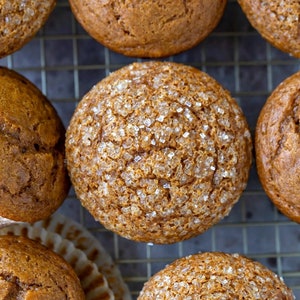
<box><xmin>1</xmin><ymin>0</ymin><xmax>300</xmax><ymax>298</ymax></box>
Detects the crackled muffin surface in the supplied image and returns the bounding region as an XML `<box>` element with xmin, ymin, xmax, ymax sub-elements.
<box><xmin>0</xmin><ymin>0</ymin><xmax>56</xmax><ymax>58</ymax></box>
<box><xmin>0</xmin><ymin>67</ymin><xmax>69</xmax><ymax>223</ymax></box>
<box><xmin>0</xmin><ymin>235</ymin><xmax>85</xmax><ymax>299</ymax></box>
<box><xmin>66</xmin><ymin>61</ymin><xmax>252</xmax><ymax>244</ymax></box>
<box><xmin>68</xmin><ymin>0</ymin><xmax>227</xmax><ymax>57</ymax></box>
<box><xmin>256</xmin><ymin>71</ymin><xmax>300</xmax><ymax>223</ymax></box>
<box><xmin>238</xmin><ymin>0</ymin><xmax>300</xmax><ymax>58</ymax></box>
<box><xmin>138</xmin><ymin>252</ymin><xmax>294</xmax><ymax>299</ymax></box>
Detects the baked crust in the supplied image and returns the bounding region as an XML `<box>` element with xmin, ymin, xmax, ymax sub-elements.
<box><xmin>0</xmin><ymin>235</ymin><xmax>85</xmax><ymax>299</ymax></box>
<box><xmin>66</xmin><ymin>61</ymin><xmax>252</xmax><ymax>244</ymax></box>
<box><xmin>138</xmin><ymin>252</ymin><xmax>294</xmax><ymax>299</ymax></box>
<box><xmin>0</xmin><ymin>0</ymin><xmax>56</xmax><ymax>58</ymax></box>
<box><xmin>68</xmin><ymin>0</ymin><xmax>227</xmax><ymax>57</ymax></box>
<box><xmin>0</xmin><ymin>67</ymin><xmax>70</xmax><ymax>222</ymax></box>
<box><xmin>256</xmin><ymin>71</ymin><xmax>300</xmax><ymax>223</ymax></box>
<box><xmin>238</xmin><ymin>0</ymin><xmax>300</xmax><ymax>58</ymax></box>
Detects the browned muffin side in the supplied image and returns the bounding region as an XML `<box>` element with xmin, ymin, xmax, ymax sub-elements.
<box><xmin>68</xmin><ymin>0</ymin><xmax>227</xmax><ymax>57</ymax></box>
<box><xmin>138</xmin><ymin>252</ymin><xmax>294</xmax><ymax>299</ymax></box>
<box><xmin>238</xmin><ymin>0</ymin><xmax>300</xmax><ymax>58</ymax></box>
<box><xmin>0</xmin><ymin>235</ymin><xmax>85</xmax><ymax>299</ymax></box>
<box><xmin>255</xmin><ymin>71</ymin><xmax>300</xmax><ymax>223</ymax></box>
<box><xmin>66</xmin><ymin>61</ymin><xmax>252</xmax><ymax>244</ymax></box>
<box><xmin>0</xmin><ymin>1</ymin><xmax>56</xmax><ymax>58</ymax></box>
<box><xmin>0</xmin><ymin>67</ymin><xmax>70</xmax><ymax>223</ymax></box>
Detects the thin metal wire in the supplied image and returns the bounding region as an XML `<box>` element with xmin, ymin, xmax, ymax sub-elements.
<box><xmin>39</xmin><ymin>29</ymin><xmax>47</xmax><ymax>96</ymax></box>
<box><xmin>71</xmin><ymin>14</ymin><xmax>80</xmax><ymax>101</ymax></box>
<box><xmin>2</xmin><ymin>0</ymin><xmax>299</xmax><ymax>298</ymax></box>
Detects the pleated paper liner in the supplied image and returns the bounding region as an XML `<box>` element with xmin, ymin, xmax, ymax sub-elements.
<box><xmin>0</xmin><ymin>216</ymin><xmax>22</xmax><ymax>228</ymax></box>
<box><xmin>0</xmin><ymin>224</ymin><xmax>114</xmax><ymax>300</ymax></box>
<box><xmin>1</xmin><ymin>213</ymin><xmax>132</xmax><ymax>300</ymax></box>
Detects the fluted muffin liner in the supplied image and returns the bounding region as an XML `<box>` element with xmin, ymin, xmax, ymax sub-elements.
<box><xmin>0</xmin><ymin>216</ymin><xmax>22</xmax><ymax>228</ymax></box>
<box><xmin>0</xmin><ymin>213</ymin><xmax>131</xmax><ymax>300</ymax></box>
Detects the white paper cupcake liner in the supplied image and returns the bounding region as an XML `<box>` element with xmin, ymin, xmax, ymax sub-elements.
<box><xmin>0</xmin><ymin>216</ymin><xmax>21</xmax><ymax>228</ymax></box>
<box><xmin>0</xmin><ymin>222</ymin><xmax>115</xmax><ymax>300</ymax></box>
<box><xmin>1</xmin><ymin>213</ymin><xmax>131</xmax><ymax>300</ymax></box>
<box><xmin>34</xmin><ymin>213</ymin><xmax>132</xmax><ymax>300</ymax></box>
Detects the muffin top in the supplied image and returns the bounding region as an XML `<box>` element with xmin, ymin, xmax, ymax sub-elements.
<box><xmin>66</xmin><ymin>61</ymin><xmax>252</xmax><ymax>244</ymax></box>
<box><xmin>255</xmin><ymin>71</ymin><xmax>300</xmax><ymax>223</ymax></box>
<box><xmin>0</xmin><ymin>225</ymin><xmax>115</xmax><ymax>300</ymax></box>
<box><xmin>0</xmin><ymin>215</ymin><xmax>130</xmax><ymax>300</ymax></box>
<box><xmin>0</xmin><ymin>235</ymin><xmax>85</xmax><ymax>299</ymax></box>
<box><xmin>138</xmin><ymin>252</ymin><xmax>294</xmax><ymax>299</ymax></box>
<box><xmin>68</xmin><ymin>0</ymin><xmax>227</xmax><ymax>57</ymax></box>
<box><xmin>0</xmin><ymin>0</ymin><xmax>56</xmax><ymax>58</ymax></box>
<box><xmin>0</xmin><ymin>67</ymin><xmax>70</xmax><ymax>222</ymax></box>
<box><xmin>238</xmin><ymin>0</ymin><xmax>300</xmax><ymax>58</ymax></box>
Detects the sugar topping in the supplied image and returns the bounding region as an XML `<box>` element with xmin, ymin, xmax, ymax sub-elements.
<box><xmin>238</xmin><ymin>0</ymin><xmax>300</xmax><ymax>58</ymax></box>
<box><xmin>66</xmin><ymin>61</ymin><xmax>252</xmax><ymax>244</ymax></box>
<box><xmin>0</xmin><ymin>0</ymin><xmax>55</xmax><ymax>58</ymax></box>
<box><xmin>138</xmin><ymin>252</ymin><xmax>295</xmax><ymax>299</ymax></box>
<box><xmin>0</xmin><ymin>1</ymin><xmax>54</xmax><ymax>35</ymax></box>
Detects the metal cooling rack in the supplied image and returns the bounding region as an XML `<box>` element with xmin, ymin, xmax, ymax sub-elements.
<box><xmin>1</xmin><ymin>0</ymin><xmax>300</xmax><ymax>298</ymax></box>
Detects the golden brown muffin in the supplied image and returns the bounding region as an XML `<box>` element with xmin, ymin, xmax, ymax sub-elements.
<box><xmin>238</xmin><ymin>0</ymin><xmax>300</xmax><ymax>58</ymax></box>
<box><xmin>0</xmin><ymin>214</ymin><xmax>131</xmax><ymax>300</ymax></box>
<box><xmin>68</xmin><ymin>0</ymin><xmax>227</xmax><ymax>58</ymax></box>
<box><xmin>66</xmin><ymin>61</ymin><xmax>252</xmax><ymax>244</ymax></box>
<box><xmin>0</xmin><ymin>67</ymin><xmax>70</xmax><ymax>223</ymax></box>
<box><xmin>255</xmin><ymin>71</ymin><xmax>300</xmax><ymax>223</ymax></box>
<box><xmin>0</xmin><ymin>235</ymin><xmax>85</xmax><ymax>299</ymax></box>
<box><xmin>0</xmin><ymin>225</ymin><xmax>116</xmax><ymax>300</ymax></box>
<box><xmin>138</xmin><ymin>252</ymin><xmax>294</xmax><ymax>299</ymax></box>
<box><xmin>0</xmin><ymin>0</ymin><xmax>56</xmax><ymax>58</ymax></box>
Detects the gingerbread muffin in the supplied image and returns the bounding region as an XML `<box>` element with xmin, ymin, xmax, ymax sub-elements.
<box><xmin>0</xmin><ymin>0</ymin><xmax>56</xmax><ymax>58</ymax></box>
<box><xmin>0</xmin><ymin>214</ymin><xmax>132</xmax><ymax>300</ymax></box>
<box><xmin>255</xmin><ymin>71</ymin><xmax>300</xmax><ymax>223</ymax></box>
<box><xmin>0</xmin><ymin>235</ymin><xmax>85</xmax><ymax>299</ymax></box>
<box><xmin>138</xmin><ymin>252</ymin><xmax>294</xmax><ymax>299</ymax></box>
<box><xmin>66</xmin><ymin>61</ymin><xmax>252</xmax><ymax>244</ymax></box>
<box><xmin>0</xmin><ymin>225</ymin><xmax>116</xmax><ymax>300</ymax></box>
<box><xmin>68</xmin><ymin>0</ymin><xmax>227</xmax><ymax>58</ymax></box>
<box><xmin>0</xmin><ymin>67</ymin><xmax>70</xmax><ymax>224</ymax></box>
<box><xmin>238</xmin><ymin>0</ymin><xmax>300</xmax><ymax>58</ymax></box>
